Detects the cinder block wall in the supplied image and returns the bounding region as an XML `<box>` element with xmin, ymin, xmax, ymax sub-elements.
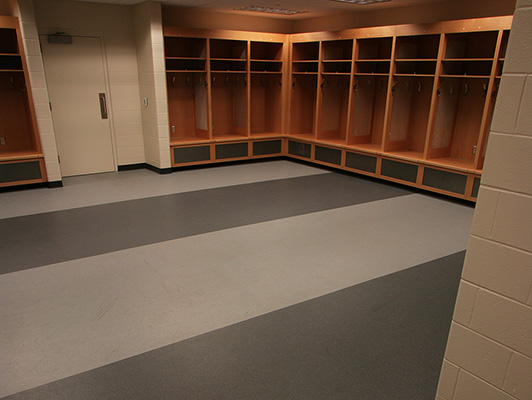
<box><xmin>436</xmin><ymin>1</ymin><xmax>532</xmax><ymax>400</ymax></box>
<box><xmin>133</xmin><ymin>1</ymin><xmax>170</xmax><ymax>170</ymax></box>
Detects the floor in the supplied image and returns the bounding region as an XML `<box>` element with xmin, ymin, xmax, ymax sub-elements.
<box><xmin>0</xmin><ymin>160</ymin><xmax>474</xmax><ymax>399</ymax></box>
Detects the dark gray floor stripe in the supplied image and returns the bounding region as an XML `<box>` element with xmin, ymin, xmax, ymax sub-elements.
<box><xmin>0</xmin><ymin>173</ymin><xmax>411</xmax><ymax>274</ymax></box>
<box><xmin>2</xmin><ymin>251</ymin><xmax>465</xmax><ymax>400</ymax></box>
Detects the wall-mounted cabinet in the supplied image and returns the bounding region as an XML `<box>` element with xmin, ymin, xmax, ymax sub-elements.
<box><xmin>163</xmin><ymin>16</ymin><xmax>511</xmax><ymax>201</ymax></box>
<box><xmin>164</xmin><ymin>27</ymin><xmax>287</xmax><ymax>165</ymax></box>
<box><xmin>250</xmin><ymin>41</ymin><xmax>283</xmax><ymax>137</ymax></box>
<box><xmin>0</xmin><ymin>17</ymin><xmax>45</xmax><ymax>187</ymax></box>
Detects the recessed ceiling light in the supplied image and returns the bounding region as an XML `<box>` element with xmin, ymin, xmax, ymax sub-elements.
<box><xmin>234</xmin><ymin>5</ymin><xmax>308</xmax><ymax>15</ymax></box>
<box><xmin>331</xmin><ymin>0</ymin><xmax>391</xmax><ymax>5</ymax></box>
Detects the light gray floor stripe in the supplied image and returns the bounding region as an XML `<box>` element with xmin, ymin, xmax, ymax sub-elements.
<box><xmin>0</xmin><ymin>161</ymin><xmax>327</xmax><ymax>219</ymax></box>
<box><xmin>1</xmin><ymin>251</ymin><xmax>465</xmax><ymax>400</ymax></box>
<box><xmin>0</xmin><ymin>172</ymin><xmax>412</xmax><ymax>274</ymax></box>
<box><xmin>0</xmin><ymin>194</ymin><xmax>473</xmax><ymax>397</ymax></box>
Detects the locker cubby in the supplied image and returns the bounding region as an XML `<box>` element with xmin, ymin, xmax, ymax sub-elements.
<box><xmin>290</xmin><ymin>74</ymin><xmax>317</xmax><ymax>138</ymax></box>
<box><xmin>386</xmin><ymin>76</ymin><xmax>434</xmax><ymax>159</ymax></box>
<box><xmin>211</xmin><ymin>72</ymin><xmax>248</xmax><ymax>139</ymax></box>
<box><xmin>251</xmin><ymin>61</ymin><xmax>282</xmax><ymax>73</ymax></box>
<box><xmin>164</xmin><ymin>37</ymin><xmax>206</xmax><ymax>58</ymax></box>
<box><xmin>292</xmin><ymin>61</ymin><xmax>319</xmax><ymax>74</ymax></box>
<box><xmin>251</xmin><ymin>74</ymin><xmax>283</xmax><ymax>136</ymax></box>
<box><xmin>0</xmin><ymin>27</ymin><xmax>22</xmax><ymax>72</ymax></box>
<box><xmin>356</xmin><ymin>37</ymin><xmax>393</xmax><ymax>60</ymax></box>
<box><xmin>440</xmin><ymin>60</ymin><xmax>493</xmax><ymax>77</ymax></box>
<box><xmin>0</xmin><ymin>18</ymin><xmax>44</xmax><ymax>188</ymax></box>
<box><xmin>0</xmin><ymin>28</ymin><xmax>19</xmax><ymax>54</ymax></box>
<box><xmin>251</xmin><ymin>42</ymin><xmax>283</xmax><ymax>61</ymax></box>
<box><xmin>348</xmin><ymin>76</ymin><xmax>387</xmax><ymax>152</ymax></box>
<box><xmin>322</xmin><ymin>61</ymin><xmax>351</xmax><ymax>74</ymax></box>
<box><xmin>167</xmin><ymin>72</ymin><xmax>209</xmax><ymax>143</ymax></box>
<box><xmin>0</xmin><ymin>55</ymin><xmax>22</xmax><ymax>70</ymax></box>
<box><xmin>428</xmin><ymin>77</ymin><xmax>490</xmax><ymax>170</ymax></box>
<box><xmin>210</xmin><ymin>59</ymin><xmax>246</xmax><ymax>72</ymax></box>
<box><xmin>165</xmin><ymin>58</ymin><xmax>205</xmax><ymax>72</ymax></box>
<box><xmin>395</xmin><ymin>60</ymin><xmax>436</xmax><ymax>75</ymax></box>
<box><xmin>355</xmin><ymin>61</ymin><xmax>390</xmax><ymax>75</ymax></box>
<box><xmin>209</xmin><ymin>39</ymin><xmax>247</xmax><ymax>60</ymax></box>
<box><xmin>292</xmin><ymin>41</ymin><xmax>319</xmax><ymax>61</ymax></box>
<box><xmin>0</xmin><ymin>72</ymin><xmax>35</xmax><ymax>153</ymax></box>
<box><xmin>318</xmin><ymin>75</ymin><xmax>350</xmax><ymax>144</ymax></box>
<box><xmin>395</xmin><ymin>34</ymin><xmax>440</xmax><ymax>60</ymax></box>
<box><xmin>444</xmin><ymin>31</ymin><xmax>498</xmax><ymax>59</ymax></box>
<box><xmin>322</xmin><ymin>39</ymin><xmax>353</xmax><ymax>60</ymax></box>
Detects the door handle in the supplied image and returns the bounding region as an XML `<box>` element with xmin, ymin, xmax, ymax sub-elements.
<box><xmin>99</xmin><ymin>93</ymin><xmax>108</xmax><ymax>119</ymax></box>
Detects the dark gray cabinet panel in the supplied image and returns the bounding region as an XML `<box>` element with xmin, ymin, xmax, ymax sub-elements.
<box><xmin>315</xmin><ymin>146</ymin><xmax>342</xmax><ymax>166</ymax></box>
<box><xmin>422</xmin><ymin>167</ymin><xmax>467</xmax><ymax>195</ymax></box>
<box><xmin>346</xmin><ymin>152</ymin><xmax>377</xmax><ymax>173</ymax></box>
<box><xmin>173</xmin><ymin>146</ymin><xmax>211</xmax><ymax>164</ymax></box>
<box><xmin>381</xmin><ymin>159</ymin><xmax>418</xmax><ymax>183</ymax></box>
<box><xmin>0</xmin><ymin>161</ymin><xmax>42</xmax><ymax>184</ymax></box>
<box><xmin>215</xmin><ymin>143</ymin><xmax>249</xmax><ymax>160</ymax></box>
<box><xmin>288</xmin><ymin>140</ymin><xmax>311</xmax><ymax>159</ymax></box>
<box><xmin>253</xmin><ymin>140</ymin><xmax>282</xmax><ymax>156</ymax></box>
<box><xmin>471</xmin><ymin>177</ymin><xmax>481</xmax><ymax>198</ymax></box>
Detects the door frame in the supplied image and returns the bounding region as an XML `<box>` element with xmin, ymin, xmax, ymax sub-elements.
<box><xmin>39</xmin><ymin>31</ymin><xmax>118</xmax><ymax>176</ymax></box>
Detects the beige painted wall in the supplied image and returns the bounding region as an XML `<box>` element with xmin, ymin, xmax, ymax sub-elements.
<box><xmin>294</xmin><ymin>0</ymin><xmax>516</xmax><ymax>32</ymax></box>
<box><xmin>161</xmin><ymin>0</ymin><xmax>515</xmax><ymax>34</ymax></box>
<box><xmin>33</xmin><ymin>0</ymin><xmax>145</xmax><ymax>168</ymax></box>
<box><xmin>162</xmin><ymin>7</ymin><xmax>294</xmax><ymax>33</ymax></box>
<box><xmin>436</xmin><ymin>0</ymin><xmax>532</xmax><ymax>399</ymax></box>
<box><xmin>0</xmin><ymin>0</ymin><xmax>17</xmax><ymax>16</ymax></box>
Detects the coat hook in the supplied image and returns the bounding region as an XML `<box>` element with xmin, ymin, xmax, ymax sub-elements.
<box><xmin>482</xmin><ymin>83</ymin><xmax>488</xmax><ymax>98</ymax></box>
<box><xmin>292</xmin><ymin>79</ymin><xmax>296</xmax><ymax>89</ymax></box>
<box><xmin>353</xmin><ymin>83</ymin><xmax>358</xmax><ymax>92</ymax></box>
<box><xmin>9</xmin><ymin>76</ymin><xmax>15</xmax><ymax>88</ymax></box>
<box><xmin>278</xmin><ymin>80</ymin><xmax>282</xmax><ymax>88</ymax></box>
<box><xmin>464</xmin><ymin>83</ymin><xmax>469</xmax><ymax>96</ymax></box>
<box><xmin>491</xmin><ymin>82</ymin><xmax>499</xmax><ymax>101</ymax></box>
<box><xmin>405</xmin><ymin>80</ymin><xmax>409</xmax><ymax>90</ymax></box>
<box><xmin>377</xmin><ymin>80</ymin><xmax>383</xmax><ymax>91</ymax></box>
<box><xmin>367</xmin><ymin>79</ymin><xmax>372</xmax><ymax>87</ymax></box>
<box><xmin>225</xmin><ymin>76</ymin><xmax>230</xmax><ymax>87</ymax></box>
<box><xmin>450</xmin><ymin>85</ymin><xmax>454</xmax><ymax>95</ymax></box>
<box><xmin>21</xmin><ymin>83</ymin><xmax>26</xmax><ymax>92</ymax></box>
<box><xmin>212</xmin><ymin>76</ymin><xmax>216</xmax><ymax>87</ymax></box>
<box><xmin>417</xmin><ymin>80</ymin><xmax>422</xmax><ymax>93</ymax></box>
<box><xmin>186</xmin><ymin>76</ymin><xmax>190</xmax><ymax>87</ymax></box>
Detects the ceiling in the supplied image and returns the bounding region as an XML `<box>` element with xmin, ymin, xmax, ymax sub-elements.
<box><xmin>72</xmin><ymin>0</ymin><xmax>452</xmax><ymax>19</ymax></box>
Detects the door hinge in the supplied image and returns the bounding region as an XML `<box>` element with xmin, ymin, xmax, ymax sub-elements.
<box><xmin>472</xmin><ymin>145</ymin><xmax>477</xmax><ymax>155</ymax></box>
